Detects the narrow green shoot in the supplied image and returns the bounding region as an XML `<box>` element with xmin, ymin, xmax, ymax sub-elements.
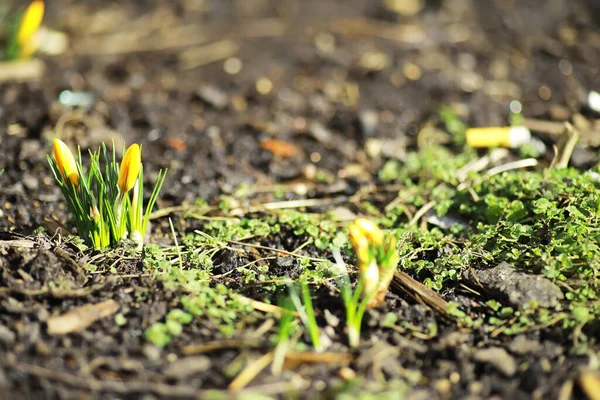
<box><xmin>169</xmin><ymin>217</ymin><xmax>183</xmax><ymax>270</ymax></box>
<box><xmin>139</xmin><ymin>166</ymin><xmax>168</xmax><ymax>242</ymax></box>
<box><xmin>289</xmin><ymin>282</ymin><xmax>322</xmax><ymax>352</ymax></box>
<box><xmin>272</xmin><ymin>297</ymin><xmax>295</xmax><ymax>375</ymax></box>
<box><xmin>333</xmin><ymin>249</ymin><xmax>372</xmax><ymax>348</ymax></box>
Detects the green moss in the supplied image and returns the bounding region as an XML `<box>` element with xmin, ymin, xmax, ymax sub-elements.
<box><xmin>141</xmin><ymin>141</ymin><xmax>600</xmax><ymax>364</ymax></box>
<box><xmin>144</xmin><ymin>323</ymin><xmax>172</xmax><ymax>348</ymax></box>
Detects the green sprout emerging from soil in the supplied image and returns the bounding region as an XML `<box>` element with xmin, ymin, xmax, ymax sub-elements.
<box><xmin>328</xmin><ymin>219</ymin><xmax>401</xmax><ymax>348</ymax></box>
<box><xmin>272</xmin><ymin>298</ymin><xmax>296</xmax><ymax>375</ymax></box>
<box><xmin>289</xmin><ymin>282</ymin><xmax>322</xmax><ymax>352</ymax></box>
<box><xmin>48</xmin><ymin>139</ymin><xmax>167</xmax><ymax>250</ymax></box>
<box><xmin>348</xmin><ymin>218</ymin><xmax>399</xmax><ymax>309</ymax></box>
<box><xmin>337</xmin><ymin>259</ymin><xmax>370</xmax><ymax>349</ymax></box>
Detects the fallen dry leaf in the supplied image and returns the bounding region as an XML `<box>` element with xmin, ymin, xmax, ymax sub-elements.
<box><xmin>164</xmin><ymin>138</ymin><xmax>187</xmax><ymax>152</ymax></box>
<box><xmin>47</xmin><ymin>299</ymin><xmax>119</xmax><ymax>335</ymax></box>
<box><xmin>282</xmin><ymin>351</ymin><xmax>354</xmax><ymax>370</ymax></box>
<box><xmin>260</xmin><ymin>139</ymin><xmax>300</xmax><ymax>158</ymax></box>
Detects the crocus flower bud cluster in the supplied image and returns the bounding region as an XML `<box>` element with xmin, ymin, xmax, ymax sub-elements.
<box><xmin>348</xmin><ymin>218</ymin><xmax>399</xmax><ymax>308</ymax></box>
<box><xmin>49</xmin><ymin>139</ymin><xmax>165</xmax><ymax>250</ymax></box>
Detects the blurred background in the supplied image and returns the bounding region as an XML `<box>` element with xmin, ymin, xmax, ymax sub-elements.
<box><xmin>1</xmin><ymin>0</ymin><xmax>600</xmax><ymax>225</ymax></box>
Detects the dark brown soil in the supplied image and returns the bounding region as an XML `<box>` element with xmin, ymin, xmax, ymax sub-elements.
<box><xmin>1</xmin><ymin>0</ymin><xmax>600</xmax><ymax>399</ymax></box>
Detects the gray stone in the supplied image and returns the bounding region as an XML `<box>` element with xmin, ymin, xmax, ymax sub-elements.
<box><xmin>0</xmin><ymin>325</ymin><xmax>16</xmax><ymax>345</ymax></box>
<box><xmin>463</xmin><ymin>262</ymin><xmax>563</xmax><ymax>307</ymax></box>
<box><xmin>196</xmin><ymin>85</ymin><xmax>228</xmax><ymax>110</ymax></box>
<box><xmin>162</xmin><ymin>356</ymin><xmax>211</xmax><ymax>378</ymax></box>
<box><xmin>508</xmin><ymin>335</ymin><xmax>543</xmax><ymax>355</ymax></box>
<box><xmin>473</xmin><ymin>347</ymin><xmax>517</xmax><ymax>377</ymax></box>
<box><xmin>275</xmin><ymin>256</ymin><xmax>294</xmax><ymax>268</ymax></box>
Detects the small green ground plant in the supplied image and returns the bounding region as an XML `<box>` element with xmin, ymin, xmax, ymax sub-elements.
<box><xmin>379</xmin><ymin>144</ymin><xmax>600</xmax><ymax>336</ymax></box>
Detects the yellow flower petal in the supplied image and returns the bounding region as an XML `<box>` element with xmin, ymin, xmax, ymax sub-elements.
<box><xmin>17</xmin><ymin>1</ymin><xmax>45</xmax><ymax>48</ymax></box>
<box><xmin>362</xmin><ymin>260</ymin><xmax>380</xmax><ymax>299</ymax></box>
<box><xmin>348</xmin><ymin>219</ymin><xmax>398</xmax><ymax>309</ymax></box>
<box><xmin>349</xmin><ymin>224</ymin><xmax>370</xmax><ymax>267</ymax></box>
<box><xmin>118</xmin><ymin>144</ymin><xmax>141</xmax><ymax>194</ymax></box>
<box><xmin>90</xmin><ymin>206</ymin><xmax>100</xmax><ymax>221</ymax></box>
<box><xmin>53</xmin><ymin>138</ymin><xmax>79</xmax><ymax>187</ymax></box>
<box><xmin>352</xmin><ymin>218</ymin><xmax>384</xmax><ymax>247</ymax></box>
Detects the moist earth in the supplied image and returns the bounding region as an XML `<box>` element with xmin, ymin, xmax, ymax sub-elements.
<box><xmin>1</xmin><ymin>1</ymin><xmax>600</xmax><ymax>399</ymax></box>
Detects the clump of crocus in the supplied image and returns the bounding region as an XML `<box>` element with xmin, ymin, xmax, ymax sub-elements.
<box><xmin>5</xmin><ymin>0</ymin><xmax>45</xmax><ymax>60</ymax></box>
<box><xmin>48</xmin><ymin>139</ymin><xmax>167</xmax><ymax>250</ymax></box>
<box><xmin>348</xmin><ymin>218</ymin><xmax>399</xmax><ymax>309</ymax></box>
<box><xmin>335</xmin><ymin>219</ymin><xmax>399</xmax><ymax>348</ymax></box>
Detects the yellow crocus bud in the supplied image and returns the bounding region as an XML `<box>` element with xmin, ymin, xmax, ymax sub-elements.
<box><xmin>17</xmin><ymin>0</ymin><xmax>45</xmax><ymax>57</ymax></box>
<box><xmin>350</xmin><ymin>225</ymin><xmax>371</xmax><ymax>266</ymax></box>
<box><xmin>118</xmin><ymin>144</ymin><xmax>141</xmax><ymax>195</ymax></box>
<box><xmin>53</xmin><ymin>138</ymin><xmax>79</xmax><ymax>187</ymax></box>
<box><xmin>362</xmin><ymin>260</ymin><xmax>380</xmax><ymax>300</ymax></box>
<box><xmin>350</xmin><ymin>223</ymin><xmax>379</xmax><ymax>300</ymax></box>
<box><xmin>353</xmin><ymin>218</ymin><xmax>384</xmax><ymax>247</ymax></box>
<box><xmin>90</xmin><ymin>206</ymin><xmax>100</xmax><ymax>221</ymax></box>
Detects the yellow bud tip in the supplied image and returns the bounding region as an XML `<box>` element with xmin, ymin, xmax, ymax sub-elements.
<box><xmin>362</xmin><ymin>260</ymin><xmax>380</xmax><ymax>297</ymax></box>
<box><xmin>349</xmin><ymin>225</ymin><xmax>370</xmax><ymax>266</ymax></box>
<box><xmin>118</xmin><ymin>143</ymin><xmax>141</xmax><ymax>194</ymax></box>
<box><xmin>386</xmin><ymin>236</ymin><xmax>397</xmax><ymax>252</ymax></box>
<box><xmin>17</xmin><ymin>1</ymin><xmax>45</xmax><ymax>48</ymax></box>
<box><xmin>90</xmin><ymin>206</ymin><xmax>100</xmax><ymax>221</ymax></box>
<box><xmin>352</xmin><ymin>218</ymin><xmax>384</xmax><ymax>247</ymax></box>
<box><xmin>53</xmin><ymin>138</ymin><xmax>79</xmax><ymax>187</ymax></box>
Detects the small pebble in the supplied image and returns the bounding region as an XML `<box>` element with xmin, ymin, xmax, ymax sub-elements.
<box><xmin>143</xmin><ymin>343</ymin><xmax>162</xmax><ymax>361</ymax></box>
<box><xmin>339</xmin><ymin>367</ymin><xmax>356</xmax><ymax>381</ymax></box>
<box><xmin>256</xmin><ymin>77</ymin><xmax>273</xmax><ymax>95</ymax></box>
<box><xmin>473</xmin><ymin>347</ymin><xmax>517</xmax><ymax>377</ymax></box>
<box><xmin>508</xmin><ymin>335</ymin><xmax>543</xmax><ymax>355</ymax></box>
<box><xmin>223</xmin><ymin>57</ymin><xmax>242</xmax><ymax>75</ymax></box>
<box><xmin>22</xmin><ymin>173</ymin><xmax>39</xmax><ymax>191</ymax></box>
<box><xmin>196</xmin><ymin>85</ymin><xmax>228</xmax><ymax>109</ymax></box>
<box><xmin>162</xmin><ymin>356</ymin><xmax>211</xmax><ymax>378</ymax></box>
<box><xmin>359</xmin><ymin>110</ymin><xmax>379</xmax><ymax>137</ymax></box>
<box><xmin>0</xmin><ymin>325</ymin><xmax>16</xmax><ymax>345</ymax></box>
<box><xmin>435</xmin><ymin>378</ymin><xmax>452</xmax><ymax>395</ymax></box>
